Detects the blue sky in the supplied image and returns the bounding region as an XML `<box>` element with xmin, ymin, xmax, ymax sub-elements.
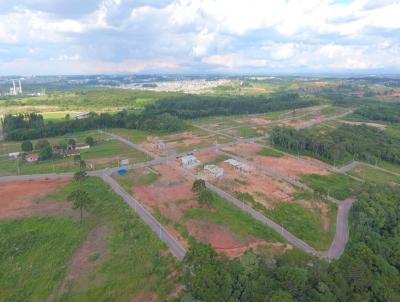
<box><xmin>0</xmin><ymin>0</ymin><xmax>399</xmax><ymax>75</ymax></box>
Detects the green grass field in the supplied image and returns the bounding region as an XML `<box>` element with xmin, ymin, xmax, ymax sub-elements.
<box><xmin>258</xmin><ymin>147</ymin><xmax>284</xmax><ymax>157</ymax></box>
<box><xmin>0</xmin><ymin>177</ymin><xmax>179</xmax><ymax>302</ymax></box>
<box><xmin>0</xmin><ymin>217</ymin><xmax>87</xmax><ymax>302</ymax></box>
<box><xmin>234</xmin><ymin>190</ymin><xmax>337</xmax><ymax>250</ymax></box>
<box><xmin>301</xmin><ymin>173</ymin><xmax>361</xmax><ymax>200</ymax></box>
<box><xmin>113</xmin><ymin>168</ymin><xmax>160</xmax><ymax>193</ymax></box>
<box><xmin>182</xmin><ymin>190</ymin><xmax>284</xmax><ymax>243</ymax></box>
<box><xmin>0</xmin><ymin>135</ymin><xmax>149</xmax><ymax>176</ymax></box>
<box><xmin>348</xmin><ymin>164</ymin><xmax>400</xmax><ymax>185</ymax></box>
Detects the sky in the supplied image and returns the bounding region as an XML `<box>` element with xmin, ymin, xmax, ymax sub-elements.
<box><xmin>0</xmin><ymin>0</ymin><xmax>399</xmax><ymax>75</ymax></box>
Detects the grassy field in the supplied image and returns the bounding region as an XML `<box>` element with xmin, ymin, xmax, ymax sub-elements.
<box><xmin>301</xmin><ymin>173</ymin><xmax>361</xmax><ymax>200</ymax></box>
<box><xmin>348</xmin><ymin>164</ymin><xmax>400</xmax><ymax>185</ymax></box>
<box><xmin>258</xmin><ymin>147</ymin><xmax>284</xmax><ymax>157</ymax></box>
<box><xmin>234</xmin><ymin>190</ymin><xmax>337</xmax><ymax>250</ymax></box>
<box><xmin>113</xmin><ymin>168</ymin><xmax>160</xmax><ymax>193</ymax></box>
<box><xmin>5</xmin><ymin>176</ymin><xmax>178</xmax><ymax>302</ymax></box>
<box><xmin>0</xmin><ymin>135</ymin><xmax>149</xmax><ymax>176</ymax></box>
<box><xmin>0</xmin><ymin>217</ymin><xmax>87</xmax><ymax>302</ymax></box>
<box><xmin>182</xmin><ymin>190</ymin><xmax>284</xmax><ymax>243</ymax></box>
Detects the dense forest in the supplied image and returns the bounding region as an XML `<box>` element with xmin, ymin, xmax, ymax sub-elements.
<box><xmin>270</xmin><ymin>124</ymin><xmax>400</xmax><ymax>165</ymax></box>
<box><xmin>145</xmin><ymin>93</ymin><xmax>317</xmax><ymax>119</ymax></box>
<box><xmin>2</xmin><ymin>112</ymin><xmax>185</xmax><ymax>140</ymax></box>
<box><xmin>354</xmin><ymin>103</ymin><xmax>400</xmax><ymax>123</ymax></box>
<box><xmin>178</xmin><ymin>184</ymin><xmax>400</xmax><ymax>302</ymax></box>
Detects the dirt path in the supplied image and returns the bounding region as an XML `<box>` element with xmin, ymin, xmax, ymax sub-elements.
<box><xmin>50</xmin><ymin>224</ymin><xmax>110</xmax><ymax>300</ymax></box>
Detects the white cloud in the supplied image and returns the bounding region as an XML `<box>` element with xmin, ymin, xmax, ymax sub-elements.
<box><xmin>0</xmin><ymin>0</ymin><xmax>400</xmax><ymax>74</ymax></box>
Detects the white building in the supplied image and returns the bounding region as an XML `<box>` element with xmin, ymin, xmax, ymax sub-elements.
<box><xmin>75</xmin><ymin>112</ymin><xmax>91</xmax><ymax>120</ymax></box>
<box><xmin>75</xmin><ymin>143</ymin><xmax>90</xmax><ymax>150</ymax></box>
<box><xmin>8</xmin><ymin>152</ymin><xmax>20</xmax><ymax>158</ymax></box>
<box><xmin>204</xmin><ymin>165</ymin><xmax>224</xmax><ymax>178</ymax></box>
<box><xmin>224</xmin><ymin>159</ymin><xmax>251</xmax><ymax>174</ymax></box>
<box><xmin>181</xmin><ymin>155</ymin><xmax>200</xmax><ymax>168</ymax></box>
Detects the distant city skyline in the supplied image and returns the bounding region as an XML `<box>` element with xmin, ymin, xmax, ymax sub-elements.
<box><xmin>0</xmin><ymin>0</ymin><xmax>400</xmax><ymax>75</ymax></box>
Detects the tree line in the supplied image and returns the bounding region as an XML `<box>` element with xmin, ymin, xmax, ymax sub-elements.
<box><xmin>144</xmin><ymin>93</ymin><xmax>317</xmax><ymax>119</ymax></box>
<box><xmin>2</xmin><ymin>111</ymin><xmax>185</xmax><ymax>141</ymax></box>
<box><xmin>178</xmin><ymin>183</ymin><xmax>400</xmax><ymax>302</ymax></box>
<box><xmin>354</xmin><ymin>103</ymin><xmax>400</xmax><ymax>123</ymax></box>
<box><xmin>270</xmin><ymin>124</ymin><xmax>400</xmax><ymax>165</ymax></box>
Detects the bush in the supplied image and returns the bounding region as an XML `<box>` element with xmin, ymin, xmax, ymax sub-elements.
<box><xmin>192</xmin><ymin>179</ymin><xmax>206</xmax><ymax>192</ymax></box>
<box><xmin>85</xmin><ymin>136</ymin><xmax>95</xmax><ymax>146</ymax></box>
<box><xmin>21</xmin><ymin>140</ymin><xmax>33</xmax><ymax>152</ymax></box>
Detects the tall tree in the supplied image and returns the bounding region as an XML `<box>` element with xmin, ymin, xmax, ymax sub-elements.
<box><xmin>67</xmin><ymin>189</ymin><xmax>93</xmax><ymax>224</ymax></box>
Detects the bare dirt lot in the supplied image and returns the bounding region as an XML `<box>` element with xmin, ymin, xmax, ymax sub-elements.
<box><xmin>0</xmin><ymin>178</ymin><xmax>72</xmax><ymax>219</ymax></box>
<box><xmin>254</xmin><ymin>155</ymin><xmax>330</xmax><ymax>179</ymax></box>
<box><xmin>129</xmin><ymin>163</ymin><xmax>280</xmax><ymax>257</ymax></box>
<box><xmin>214</xmin><ymin>162</ymin><xmax>297</xmax><ymax>208</ymax></box>
<box><xmin>222</xmin><ymin>142</ymin><xmax>263</xmax><ymax>158</ymax></box>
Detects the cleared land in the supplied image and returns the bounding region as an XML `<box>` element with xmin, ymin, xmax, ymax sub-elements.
<box><xmin>113</xmin><ymin>164</ymin><xmax>288</xmax><ymax>258</ymax></box>
<box><xmin>0</xmin><ymin>177</ymin><xmax>179</xmax><ymax>302</ymax></box>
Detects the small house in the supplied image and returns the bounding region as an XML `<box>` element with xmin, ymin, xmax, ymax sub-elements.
<box><xmin>224</xmin><ymin>159</ymin><xmax>251</xmax><ymax>174</ymax></box>
<box><xmin>204</xmin><ymin>165</ymin><xmax>224</xmax><ymax>178</ymax></box>
<box><xmin>67</xmin><ymin>149</ymin><xmax>80</xmax><ymax>157</ymax></box>
<box><xmin>181</xmin><ymin>155</ymin><xmax>200</xmax><ymax>168</ymax></box>
<box><xmin>26</xmin><ymin>154</ymin><xmax>39</xmax><ymax>162</ymax></box>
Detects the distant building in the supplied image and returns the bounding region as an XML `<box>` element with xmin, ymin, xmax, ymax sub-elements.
<box><xmin>204</xmin><ymin>164</ymin><xmax>224</xmax><ymax>178</ymax></box>
<box><xmin>52</xmin><ymin>145</ymin><xmax>65</xmax><ymax>155</ymax></box>
<box><xmin>74</xmin><ymin>112</ymin><xmax>91</xmax><ymax>120</ymax></box>
<box><xmin>8</xmin><ymin>152</ymin><xmax>20</xmax><ymax>158</ymax></box>
<box><xmin>26</xmin><ymin>154</ymin><xmax>39</xmax><ymax>162</ymax></box>
<box><xmin>181</xmin><ymin>155</ymin><xmax>200</xmax><ymax>168</ymax></box>
<box><xmin>75</xmin><ymin>143</ymin><xmax>90</xmax><ymax>150</ymax></box>
<box><xmin>120</xmin><ymin>159</ymin><xmax>129</xmax><ymax>165</ymax></box>
<box><xmin>224</xmin><ymin>159</ymin><xmax>251</xmax><ymax>174</ymax></box>
<box><xmin>66</xmin><ymin>149</ymin><xmax>80</xmax><ymax>157</ymax></box>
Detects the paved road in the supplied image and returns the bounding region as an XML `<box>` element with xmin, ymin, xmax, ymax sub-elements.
<box><xmin>100</xmin><ymin>173</ymin><xmax>186</xmax><ymax>260</ymax></box>
<box><xmin>0</xmin><ymin>127</ymin><xmax>356</xmax><ymax>261</ymax></box>
<box><xmin>105</xmin><ymin>130</ymin><xmax>354</xmax><ymax>259</ymax></box>
<box><xmin>321</xmin><ymin>197</ymin><xmax>356</xmax><ymax>259</ymax></box>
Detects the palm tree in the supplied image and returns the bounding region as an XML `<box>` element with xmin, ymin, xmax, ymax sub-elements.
<box><xmin>67</xmin><ymin>189</ymin><xmax>93</xmax><ymax>224</ymax></box>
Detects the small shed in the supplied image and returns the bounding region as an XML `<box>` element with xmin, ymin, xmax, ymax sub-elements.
<box><xmin>181</xmin><ymin>155</ymin><xmax>200</xmax><ymax>168</ymax></box>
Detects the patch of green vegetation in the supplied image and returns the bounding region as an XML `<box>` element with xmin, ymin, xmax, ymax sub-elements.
<box><xmin>301</xmin><ymin>173</ymin><xmax>361</xmax><ymax>200</ymax></box>
<box><xmin>87</xmin><ymin>252</ymin><xmax>100</xmax><ymax>262</ymax></box>
<box><xmin>182</xmin><ymin>190</ymin><xmax>284</xmax><ymax>243</ymax></box>
<box><xmin>203</xmin><ymin>154</ymin><xmax>229</xmax><ymax>166</ymax></box>
<box><xmin>235</xmin><ymin>190</ymin><xmax>337</xmax><ymax>250</ymax></box>
<box><xmin>44</xmin><ymin>177</ymin><xmax>178</xmax><ymax>301</ymax></box>
<box><xmin>113</xmin><ymin>169</ymin><xmax>160</xmax><ymax>193</ymax></box>
<box><xmin>0</xmin><ymin>217</ymin><xmax>87</xmax><ymax>302</ymax></box>
<box><xmin>348</xmin><ymin>164</ymin><xmax>400</xmax><ymax>185</ymax></box>
<box><xmin>258</xmin><ymin>147</ymin><xmax>284</xmax><ymax>157</ymax></box>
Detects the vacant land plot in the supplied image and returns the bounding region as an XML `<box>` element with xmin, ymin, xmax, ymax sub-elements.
<box><xmin>254</xmin><ymin>155</ymin><xmax>330</xmax><ymax>179</ymax></box>
<box><xmin>301</xmin><ymin>173</ymin><xmax>361</xmax><ymax>200</ymax></box>
<box><xmin>206</xmin><ymin>161</ymin><xmax>337</xmax><ymax>250</ymax></box>
<box><xmin>348</xmin><ymin>164</ymin><xmax>400</xmax><ymax>185</ymax></box>
<box><xmin>0</xmin><ymin>179</ymin><xmax>72</xmax><ymax>219</ymax></box>
<box><xmin>222</xmin><ymin>143</ymin><xmax>329</xmax><ymax>180</ymax></box>
<box><xmin>0</xmin><ymin>177</ymin><xmax>180</xmax><ymax>302</ymax></box>
<box><xmin>115</xmin><ymin>164</ymin><xmax>287</xmax><ymax>258</ymax></box>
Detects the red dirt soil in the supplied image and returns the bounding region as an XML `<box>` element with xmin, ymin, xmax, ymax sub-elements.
<box><xmin>222</xmin><ymin>142</ymin><xmax>262</xmax><ymax>158</ymax></box>
<box><xmin>254</xmin><ymin>155</ymin><xmax>330</xmax><ymax>179</ymax></box>
<box><xmin>186</xmin><ymin>219</ymin><xmax>273</xmax><ymax>258</ymax></box>
<box><xmin>0</xmin><ymin>178</ymin><xmax>71</xmax><ymax>219</ymax></box>
<box><xmin>216</xmin><ymin>163</ymin><xmax>296</xmax><ymax>206</ymax></box>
